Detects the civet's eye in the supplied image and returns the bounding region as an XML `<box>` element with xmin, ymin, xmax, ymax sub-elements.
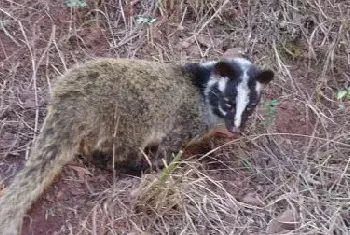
<box><xmin>224</xmin><ymin>102</ymin><xmax>232</xmax><ymax>108</ymax></box>
<box><xmin>246</xmin><ymin>103</ymin><xmax>257</xmax><ymax>112</ymax></box>
<box><xmin>224</xmin><ymin>101</ymin><xmax>235</xmax><ymax>110</ymax></box>
<box><xmin>223</xmin><ymin>97</ymin><xmax>235</xmax><ymax>110</ymax></box>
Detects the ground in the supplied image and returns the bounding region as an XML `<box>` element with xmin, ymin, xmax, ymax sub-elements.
<box><xmin>0</xmin><ymin>0</ymin><xmax>349</xmax><ymax>234</ymax></box>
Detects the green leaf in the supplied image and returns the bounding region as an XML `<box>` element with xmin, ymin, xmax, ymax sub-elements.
<box><xmin>65</xmin><ymin>0</ymin><xmax>87</xmax><ymax>8</ymax></box>
<box><xmin>270</xmin><ymin>99</ymin><xmax>279</xmax><ymax>106</ymax></box>
<box><xmin>336</xmin><ymin>90</ymin><xmax>348</xmax><ymax>100</ymax></box>
<box><xmin>136</xmin><ymin>16</ymin><xmax>157</xmax><ymax>24</ymax></box>
<box><xmin>242</xmin><ymin>158</ymin><xmax>255</xmax><ymax>172</ymax></box>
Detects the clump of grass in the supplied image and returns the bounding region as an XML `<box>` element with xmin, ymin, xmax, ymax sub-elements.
<box><xmin>336</xmin><ymin>88</ymin><xmax>350</xmax><ymax>103</ymax></box>
<box><xmin>263</xmin><ymin>99</ymin><xmax>279</xmax><ymax>127</ymax></box>
<box><xmin>136</xmin><ymin>150</ymin><xmax>183</xmax><ymax>208</ymax></box>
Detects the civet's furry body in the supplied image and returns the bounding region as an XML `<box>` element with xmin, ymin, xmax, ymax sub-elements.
<box><xmin>0</xmin><ymin>57</ymin><xmax>273</xmax><ymax>234</ymax></box>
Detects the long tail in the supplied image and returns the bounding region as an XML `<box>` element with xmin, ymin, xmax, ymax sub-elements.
<box><xmin>0</xmin><ymin>116</ymin><xmax>76</xmax><ymax>235</ymax></box>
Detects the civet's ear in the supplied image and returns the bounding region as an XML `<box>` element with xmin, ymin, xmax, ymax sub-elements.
<box><xmin>183</xmin><ymin>62</ymin><xmax>210</xmax><ymax>82</ymax></box>
<box><xmin>213</xmin><ymin>61</ymin><xmax>239</xmax><ymax>80</ymax></box>
<box><xmin>183</xmin><ymin>62</ymin><xmax>200</xmax><ymax>75</ymax></box>
<box><xmin>256</xmin><ymin>69</ymin><xmax>274</xmax><ymax>84</ymax></box>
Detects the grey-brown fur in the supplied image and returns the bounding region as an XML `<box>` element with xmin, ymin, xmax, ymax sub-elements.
<box><xmin>0</xmin><ymin>58</ymin><xmax>215</xmax><ymax>234</ymax></box>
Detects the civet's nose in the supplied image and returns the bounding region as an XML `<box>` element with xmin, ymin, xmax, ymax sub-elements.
<box><xmin>230</xmin><ymin>126</ymin><xmax>241</xmax><ymax>133</ymax></box>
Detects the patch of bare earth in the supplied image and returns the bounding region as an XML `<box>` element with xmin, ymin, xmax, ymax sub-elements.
<box><xmin>1</xmin><ymin>0</ymin><xmax>350</xmax><ymax>234</ymax></box>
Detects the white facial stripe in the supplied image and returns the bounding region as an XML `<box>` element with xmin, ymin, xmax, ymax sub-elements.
<box><xmin>255</xmin><ymin>81</ymin><xmax>263</xmax><ymax>95</ymax></box>
<box><xmin>201</xmin><ymin>61</ymin><xmax>216</xmax><ymax>68</ymax></box>
<box><xmin>232</xmin><ymin>57</ymin><xmax>252</xmax><ymax>66</ymax></box>
<box><xmin>204</xmin><ymin>77</ymin><xmax>217</xmax><ymax>98</ymax></box>
<box><xmin>234</xmin><ymin>69</ymin><xmax>250</xmax><ymax>128</ymax></box>
<box><xmin>218</xmin><ymin>77</ymin><xmax>228</xmax><ymax>92</ymax></box>
<box><xmin>218</xmin><ymin>105</ymin><xmax>227</xmax><ymax>116</ymax></box>
<box><xmin>198</xmin><ymin>61</ymin><xmax>216</xmax><ymax>98</ymax></box>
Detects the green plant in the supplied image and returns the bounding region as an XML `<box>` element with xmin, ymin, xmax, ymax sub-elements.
<box><xmin>336</xmin><ymin>88</ymin><xmax>350</xmax><ymax>103</ymax></box>
<box><xmin>138</xmin><ymin>151</ymin><xmax>183</xmax><ymax>203</ymax></box>
<box><xmin>45</xmin><ymin>207</ymin><xmax>56</xmax><ymax>219</ymax></box>
<box><xmin>241</xmin><ymin>158</ymin><xmax>255</xmax><ymax>172</ymax></box>
<box><xmin>263</xmin><ymin>99</ymin><xmax>279</xmax><ymax>127</ymax></box>
<box><xmin>0</xmin><ymin>20</ymin><xmax>10</xmax><ymax>31</ymax></box>
<box><xmin>135</xmin><ymin>16</ymin><xmax>157</xmax><ymax>24</ymax></box>
<box><xmin>65</xmin><ymin>0</ymin><xmax>87</xmax><ymax>8</ymax></box>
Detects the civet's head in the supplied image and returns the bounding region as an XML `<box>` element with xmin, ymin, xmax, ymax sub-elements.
<box><xmin>185</xmin><ymin>57</ymin><xmax>274</xmax><ymax>134</ymax></box>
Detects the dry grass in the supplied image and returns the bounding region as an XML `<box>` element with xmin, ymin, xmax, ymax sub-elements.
<box><xmin>0</xmin><ymin>0</ymin><xmax>350</xmax><ymax>234</ymax></box>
